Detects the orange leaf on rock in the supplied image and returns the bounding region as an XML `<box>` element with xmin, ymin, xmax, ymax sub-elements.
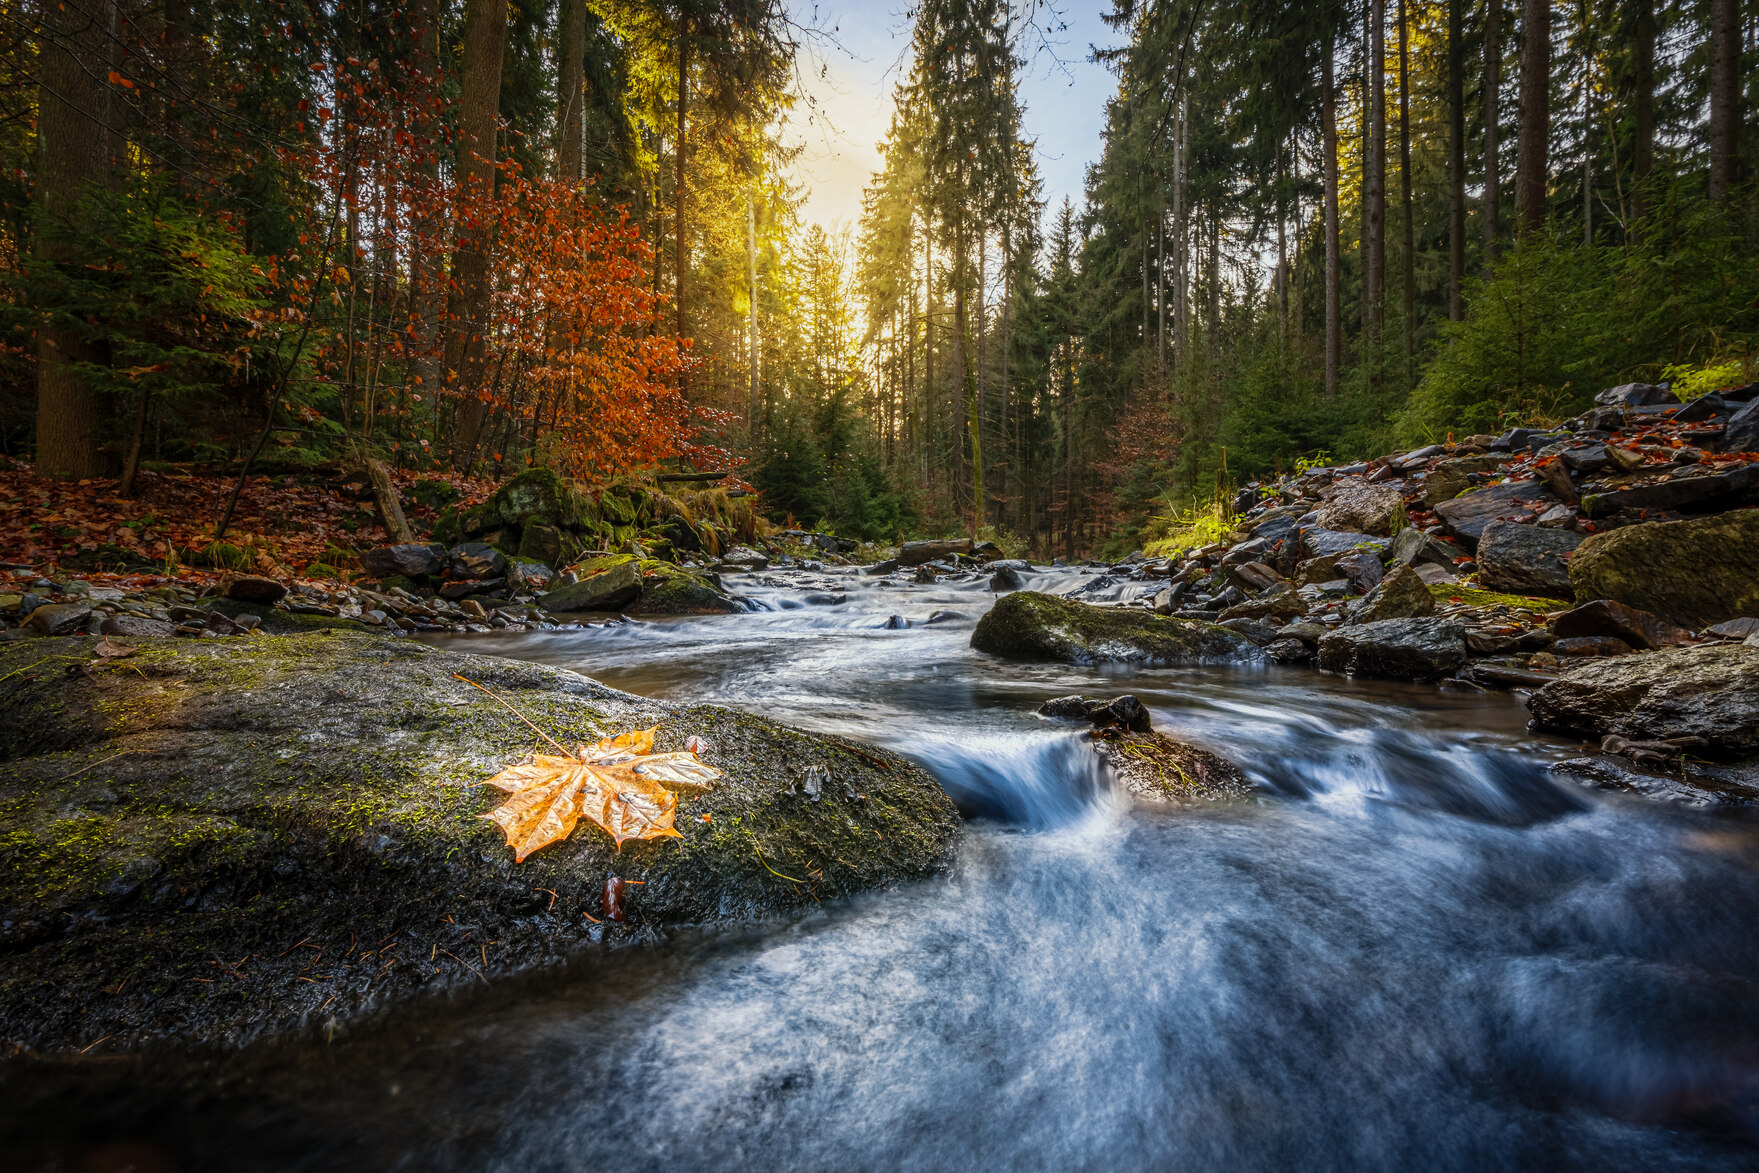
<box><xmin>480</xmin><ymin>726</ymin><xmax>721</xmax><ymax>860</ymax></box>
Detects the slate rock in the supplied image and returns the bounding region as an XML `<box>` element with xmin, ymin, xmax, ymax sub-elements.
<box><xmin>1595</xmin><ymin>382</ymin><xmax>1677</xmax><ymax>407</ymax></box>
<box><xmin>1581</xmin><ymin>464</ymin><xmax>1759</xmax><ymax>517</ymax></box>
<box><xmin>1314</xmin><ymin>476</ymin><xmax>1405</xmax><ymax>535</ymax></box>
<box><xmin>1568</xmin><ymin>509</ymin><xmax>1759</xmax><ymax>628</ymax></box>
<box><xmin>1553</xmin><ymin>599</ymin><xmax>1694</xmax><ymax>650</ymax></box>
<box><xmin>1706</xmin><ymin>617</ymin><xmax>1759</xmax><ymax>640</ymax></box>
<box><xmin>539</xmin><ymin>557</ymin><xmax>644</xmax><ymax>612</ymax></box>
<box><xmin>1475</xmin><ymin>520</ymin><xmax>1583</xmax><ymax>598</ymax></box>
<box><xmin>1676</xmin><ymin>392</ymin><xmax>1728</xmax><ymax>423</ymax></box>
<box><xmin>719</xmin><ymin>545</ymin><xmax>770</xmax><ymax>571</ymax></box>
<box><xmin>23</xmin><ymin>603</ymin><xmax>92</xmax><ymax>636</ymax></box>
<box><xmin>1432</xmin><ymin>480</ymin><xmax>1558</xmax><ymax>548</ymax></box>
<box><xmin>971</xmin><ymin>591</ymin><xmax>1258</xmax><ymax>665</ymax></box>
<box><xmin>989</xmin><ymin>566</ymin><xmax>1027</xmax><ymax>592</ymax></box>
<box><xmin>1036</xmin><ymin>694</ymin><xmax>1154</xmax><ymax>733</ymax></box>
<box><xmin>1333</xmin><ymin>550</ymin><xmax>1384</xmax><ymax>595</ymax></box>
<box><xmin>1723</xmin><ymin>397</ymin><xmax>1759</xmax><ymax>454</ymax></box>
<box><xmin>1301</xmin><ymin>528</ymin><xmax>1393</xmax><ymax>559</ymax></box>
<box><xmin>901</xmin><ymin>539</ymin><xmax>975</xmax><ymax>567</ymax></box>
<box><xmin>1528</xmin><ymin>644</ymin><xmax>1759</xmax><ymax>756</ymax></box>
<box><xmin>1390</xmin><ymin>526</ymin><xmax>1462</xmax><ymax>570</ymax></box>
<box><xmin>449</xmin><ymin>543</ymin><xmax>507</xmax><ymax>580</ymax></box>
<box><xmin>1421</xmin><ymin>454</ymin><xmax>1510</xmax><ymax>508</ymax></box>
<box><xmin>1346</xmin><ymin>562</ymin><xmax>1435</xmax><ymax>624</ymax></box>
<box><xmin>359</xmin><ymin>544</ymin><xmax>446</xmax><ymax>579</ymax></box>
<box><xmin>1553</xmin><ymin>635</ymin><xmax>1634</xmax><ymax>656</ymax></box>
<box><xmin>1265</xmin><ymin>637</ymin><xmax>1313</xmax><ymax>664</ymax></box>
<box><xmin>1316</xmin><ymin>618</ymin><xmax>1468</xmax><ymax>680</ymax></box>
<box><xmin>102</xmin><ymin>614</ymin><xmax>175</xmax><ymax>638</ymax></box>
<box><xmin>223</xmin><ymin>576</ymin><xmax>287</xmax><ymax>605</ymax></box>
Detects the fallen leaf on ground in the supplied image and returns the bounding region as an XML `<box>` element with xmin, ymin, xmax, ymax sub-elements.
<box><xmin>481</xmin><ymin>725</ymin><xmax>722</xmax><ymax>861</ymax></box>
<box><xmin>93</xmin><ymin>637</ymin><xmax>135</xmax><ymax>658</ymax></box>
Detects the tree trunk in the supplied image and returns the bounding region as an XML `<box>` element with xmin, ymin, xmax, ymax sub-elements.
<box><xmin>1324</xmin><ymin>30</ymin><xmax>1341</xmax><ymax>394</ymax></box>
<box><xmin>1631</xmin><ymin>0</ymin><xmax>1655</xmax><ymax>225</ymax></box>
<box><xmin>557</xmin><ymin>0</ymin><xmax>587</xmax><ymax>182</ymax></box>
<box><xmin>1484</xmin><ymin>0</ymin><xmax>1502</xmax><ymax>265</ymax></box>
<box><xmin>1515</xmin><ymin>0</ymin><xmax>1550</xmax><ymax>234</ymax></box>
<box><xmin>1368</xmin><ymin>0</ymin><xmax>1387</xmax><ymax>391</ymax></box>
<box><xmin>1448</xmin><ymin>0</ymin><xmax>1465</xmax><ymax>319</ymax></box>
<box><xmin>34</xmin><ymin>0</ymin><xmax>122</xmax><ymax>479</ymax></box>
<box><xmin>1398</xmin><ymin>0</ymin><xmax>1414</xmax><ymax>390</ymax></box>
<box><xmin>676</xmin><ymin>31</ymin><xmax>688</xmax><ymax>342</ymax></box>
<box><xmin>118</xmin><ymin>388</ymin><xmax>150</xmax><ymax>497</ymax></box>
<box><xmin>407</xmin><ymin>0</ymin><xmax>444</xmax><ymax>401</ymax></box>
<box><xmin>747</xmin><ymin>190</ymin><xmax>759</xmax><ymax>432</ymax></box>
<box><xmin>1708</xmin><ymin>0</ymin><xmax>1739</xmax><ymax>203</ymax></box>
<box><xmin>446</xmin><ymin>0</ymin><xmax>507</xmax><ymax>470</ymax></box>
<box><xmin>365</xmin><ymin>456</ymin><xmax>416</xmax><ymax>544</ymax></box>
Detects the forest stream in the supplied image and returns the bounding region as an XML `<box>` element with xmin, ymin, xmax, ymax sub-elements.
<box><xmin>12</xmin><ymin>565</ymin><xmax>1759</xmax><ymax>1172</ymax></box>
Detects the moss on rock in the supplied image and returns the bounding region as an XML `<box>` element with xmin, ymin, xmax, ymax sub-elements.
<box><xmin>0</xmin><ymin>633</ymin><xmax>959</xmax><ymax>1055</ymax></box>
<box><xmin>1097</xmin><ymin>731</ymin><xmax>1255</xmax><ymax>804</ymax></box>
<box><xmin>970</xmin><ymin>591</ymin><xmax>1259</xmax><ymax>665</ymax></box>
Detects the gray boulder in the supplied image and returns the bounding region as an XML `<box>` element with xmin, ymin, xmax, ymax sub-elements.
<box><xmin>901</xmin><ymin>539</ymin><xmax>975</xmax><ymax>566</ymax></box>
<box><xmin>539</xmin><ymin>557</ymin><xmax>644</xmax><ymax>612</ymax></box>
<box><xmin>1596</xmin><ymin>382</ymin><xmax>1677</xmax><ymax>407</ymax></box>
<box><xmin>1432</xmin><ymin>480</ymin><xmax>1558</xmax><ymax>548</ymax></box>
<box><xmin>1317</xmin><ymin>618</ymin><xmax>1467</xmax><ymax>680</ymax></box>
<box><xmin>1301</xmin><ymin>528</ymin><xmax>1393</xmax><ymax>559</ymax></box>
<box><xmin>1475</xmin><ymin>520</ymin><xmax>1582</xmax><ymax>598</ymax></box>
<box><xmin>1346</xmin><ymin>562</ymin><xmax>1436</xmax><ymax>624</ymax></box>
<box><xmin>1553</xmin><ymin>599</ymin><xmax>1693</xmax><ymax>650</ymax></box>
<box><xmin>1314</xmin><ymin>477</ymin><xmax>1405</xmax><ymax>535</ymax></box>
<box><xmin>1581</xmin><ymin>464</ymin><xmax>1759</xmax><ymax>517</ymax></box>
<box><xmin>989</xmin><ymin>566</ymin><xmax>1027</xmax><ymax>592</ymax></box>
<box><xmin>970</xmin><ymin>591</ymin><xmax>1258</xmax><ymax>666</ymax></box>
<box><xmin>1568</xmin><ymin>509</ymin><xmax>1759</xmax><ymax>628</ymax></box>
<box><xmin>1528</xmin><ymin>644</ymin><xmax>1759</xmax><ymax>756</ymax></box>
<box><xmin>1720</xmin><ymin>397</ymin><xmax>1759</xmax><ymax>453</ymax></box>
<box><xmin>23</xmin><ymin>603</ymin><xmax>91</xmax><ymax>636</ymax></box>
<box><xmin>359</xmin><ymin>543</ymin><xmax>447</xmax><ymax>579</ymax></box>
<box><xmin>449</xmin><ymin>542</ymin><xmax>507</xmax><ymax>580</ymax></box>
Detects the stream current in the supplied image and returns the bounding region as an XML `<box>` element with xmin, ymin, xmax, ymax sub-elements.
<box><xmin>17</xmin><ymin>565</ymin><xmax>1759</xmax><ymax>1170</ymax></box>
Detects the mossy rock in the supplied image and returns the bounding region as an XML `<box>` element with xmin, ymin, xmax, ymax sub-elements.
<box><xmin>970</xmin><ymin>591</ymin><xmax>1260</xmax><ymax>665</ymax></box>
<box><xmin>474</xmin><ymin>468</ymin><xmax>597</xmax><ymax>534</ymax></box>
<box><xmin>632</xmin><ymin>564</ymin><xmax>739</xmax><ymax>615</ymax></box>
<box><xmin>1098</xmin><ymin>730</ymin><xmax>1255</xmax><ymax>804</ymax></box>
<box><xmin>1568</xmin><ymin>509</ymin><xmax>1759</xmax><ymax>629</ymax></box>
<box><xmin>406</xmin><ymin>478</ymin><xmax>460</xmax><ymax>512</ymax></box>
<box><xmin>538</xmin><ymin>556</ymin><xmax>643</xmax><ymax>612</ymax></box>
<box><xmin>0</xmin><ymin>633</ymin><xmax>959</xmax><ymax>1054</ymax></box>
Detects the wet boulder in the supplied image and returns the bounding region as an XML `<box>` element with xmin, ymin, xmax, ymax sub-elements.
<box><xmin>1580</xmin><ymin>464</ymin><xmax>1759</xmax><ymax>518</ymax></box>
<box><xmin>1345</xmin><ymin>563</ymin><xmax>1435</xmax><ymax>624</ymax></box>
<box><xmin>718</xmin><ymin>545</ymin><xmax>769</xmax><ymax>571</ymax></box>
<box><xmin>23</xmin><ymin>603</ymin><xmax>92</xmax><ymax>636</ymax></box>
<box><xmin>1036</xmin><ymin>694</ymin><xmax>1154</xmax><ymax>733</ymax></box>
<box><xmin>1317</xmin><ymin>618</ymin><xmax>1467</xmax><ymax>680</ymax></box>
<box><xmin>359</xmin><ymin>543</ymin><xmax>447</xmax><ymax>579</ymax></box>
<box><xmin>1432</xmin><ymin>480</ymin><xmax>1559</xmax><ymax>548</ymax></box>
<box><xmin>0</xmin><ymin>634</ymin><xmax>959</xmax><ymax>1054</ymax></box>
<box><xmin>901</xmin><ymin>539</ymin><xmax>975</xmax><ymax>567</ymax></box>
<box><xmin>450</xmin><ymin>542</ymin><xmax>507</xmax><ymax>580</ymax></box>
<box><xmin>1527</xmin><ymin>644</ymin><xmax>1759</xmax><ymax>757</ymax></box>
<box><xmin>223</xmin><ymin>576</ymin><xmax>288</xmax><ymax>605</ymax></box>
<box><xmin>971</xmin><ymin>591</ymin><xmax>1258</xmax><ymax>666</ymax></box>
<box><xmin>1333</xmin><ymin>550</ymin><xmax>1384</xmax><ymax>595</ymax></box>
<box><xmin>1475</xmin><ymin>521</ymin><xmax>1582</xmax><ymax>598</ymax></box>
<box><xmin>989</xmin><ymin>566</ymin><xmax>1028</xmax><ymax>592</ymax></box>
<box><xmin>1724</xmin><ymin>398</ymin><xmax>1759</xmax><ymax>453</ymax></box>
<box><xmin>1097</xmin><ymin>732</ymin><xmax>1255</xmax><ymax>805</ymax></box>
<box><xmin>539</xmin><ymin>555</ymin><xmax>643</xmax><ymax>612</ymax></box>
<box><xmin>1552</xmin><ymin>599</ymin><xmax>1693</xmax><ymax>650</ymax></box>
<box><xmin>631</xmin><ymin>564</ymin><xmax>739</xmax><ymax>615</ymax></box>
<box><xmin>1567</xmin><ymin>509</ymin><xmax>1759</xmax><ymax>628</ymax></box>
<box><xmin>1314</xmin><ymin>476</ymin><xmax>1405</xmax><ymax>535</ymax></box>
<box><xmin>1596</xmin><ymin>381</ymin><xmax>1677</xmax><ymax>407</ymax></box>
<box><xmin>1300</xmin><ymin>528</ymin><xmax>1392</xmax><ymax>560</ymax></box>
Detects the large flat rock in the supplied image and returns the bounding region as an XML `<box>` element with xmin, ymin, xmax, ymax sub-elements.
<box><xmin>1527</xmin><ymin>644</ymin><xmax>1759</xmax><ymax>757</ymax></box>
<box><xmin>1568</xmin><ymin>509</ymin><xmax>1759</xmax><ymax>628</ymax></box>
<box><xmin>0</xmin><ymin>633</ymin><xmax>959</xmax><ymax>1054</ymax></box>
<box><xmin>1432</xmin><ymin>480</ymin><xmax>1558</xmax><ymax>548</ymax></box>
<box><xmin>971</xmin><ymin>591</ymin><xmax>1259</xmax><ymax>666</ymax></box>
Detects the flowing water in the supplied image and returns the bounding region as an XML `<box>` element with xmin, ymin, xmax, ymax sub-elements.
<box><xmin>13</xmin><ymin>565</ymin><xmax>1759</xmax><ymax>1171</ymax></box>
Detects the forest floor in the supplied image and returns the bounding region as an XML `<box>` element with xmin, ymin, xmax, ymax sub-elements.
<box><xmin>0</xmin><ymin>460</ymin><xmax>495</xmax><ymax>580</ymax></box>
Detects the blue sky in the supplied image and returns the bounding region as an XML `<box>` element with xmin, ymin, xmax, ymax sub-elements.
<box><xmin>786</xmin><ymin>2</ymin><xmax>1126</xmax><ymax>232</ymax></box>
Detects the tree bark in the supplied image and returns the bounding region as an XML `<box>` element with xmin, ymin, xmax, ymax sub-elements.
<box><xmin>1323</xmin><ymin>29</ymin><xmax>1341</xmax><ymax>394</ymax></box>
<box><xmin>446</xmin><ymin>0</ymin><xmax>507</xmax><ymax>470</ymax></box>
<box><xmin>1483</xmin><ymin>0</ymin><xmax>1502</xmax><ymax>265</ymax></box>
<box><xmin>1708</xmin><ymin>0</ymin><xmax>1739</xmax><ymax>203</ymax></box>
<box><xmin>1631</xmin><ymin>0</ymin><xmax>1655</xmax><ymax>225</ymax></box>
<box><xmin>676</xmin><ymin>31</ymin><xmax>688</xmax><ymax>342</ymax></box>
<box><xmin>34</xmin><ymin>0</ymin><xmax>123</xmax><ymax>478</ymax></box>
<box><xmin>365</xmin><ymin>456</ymin><xmax>416</xmax><ymax>544</ymax></box>
<box><xmin>1398</xmin><ymin>0</ymin><xmax>1414</xmax><ymax>389</ymax></box>
<box><xmin>1515</xmin><ymin>0</ymin><xmax>1550</xmax><ymax>234</ymax></box>
<box><xmin>1368</xmin><ymin>0</ymin><xmax>1387</xmax><ymax>390</ymax></box>
<box><xmin>747</xmin><ymin>190</ymin><xmax>759</xmax><ymax>432</ymax></box>
<box><xmin>1447</xmin><ymin>0</ymin><xmax>1465</xmax><ymax>319</ymax></box>
<box><xmin>407</xmin><ymin>0</ymin><xmax>444</xmax><ymax>402</ymax></box>
<box><xmin>557</xmin><ymin>0</ymin><xmax>587</xmax><ymax>182</ymax></box>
